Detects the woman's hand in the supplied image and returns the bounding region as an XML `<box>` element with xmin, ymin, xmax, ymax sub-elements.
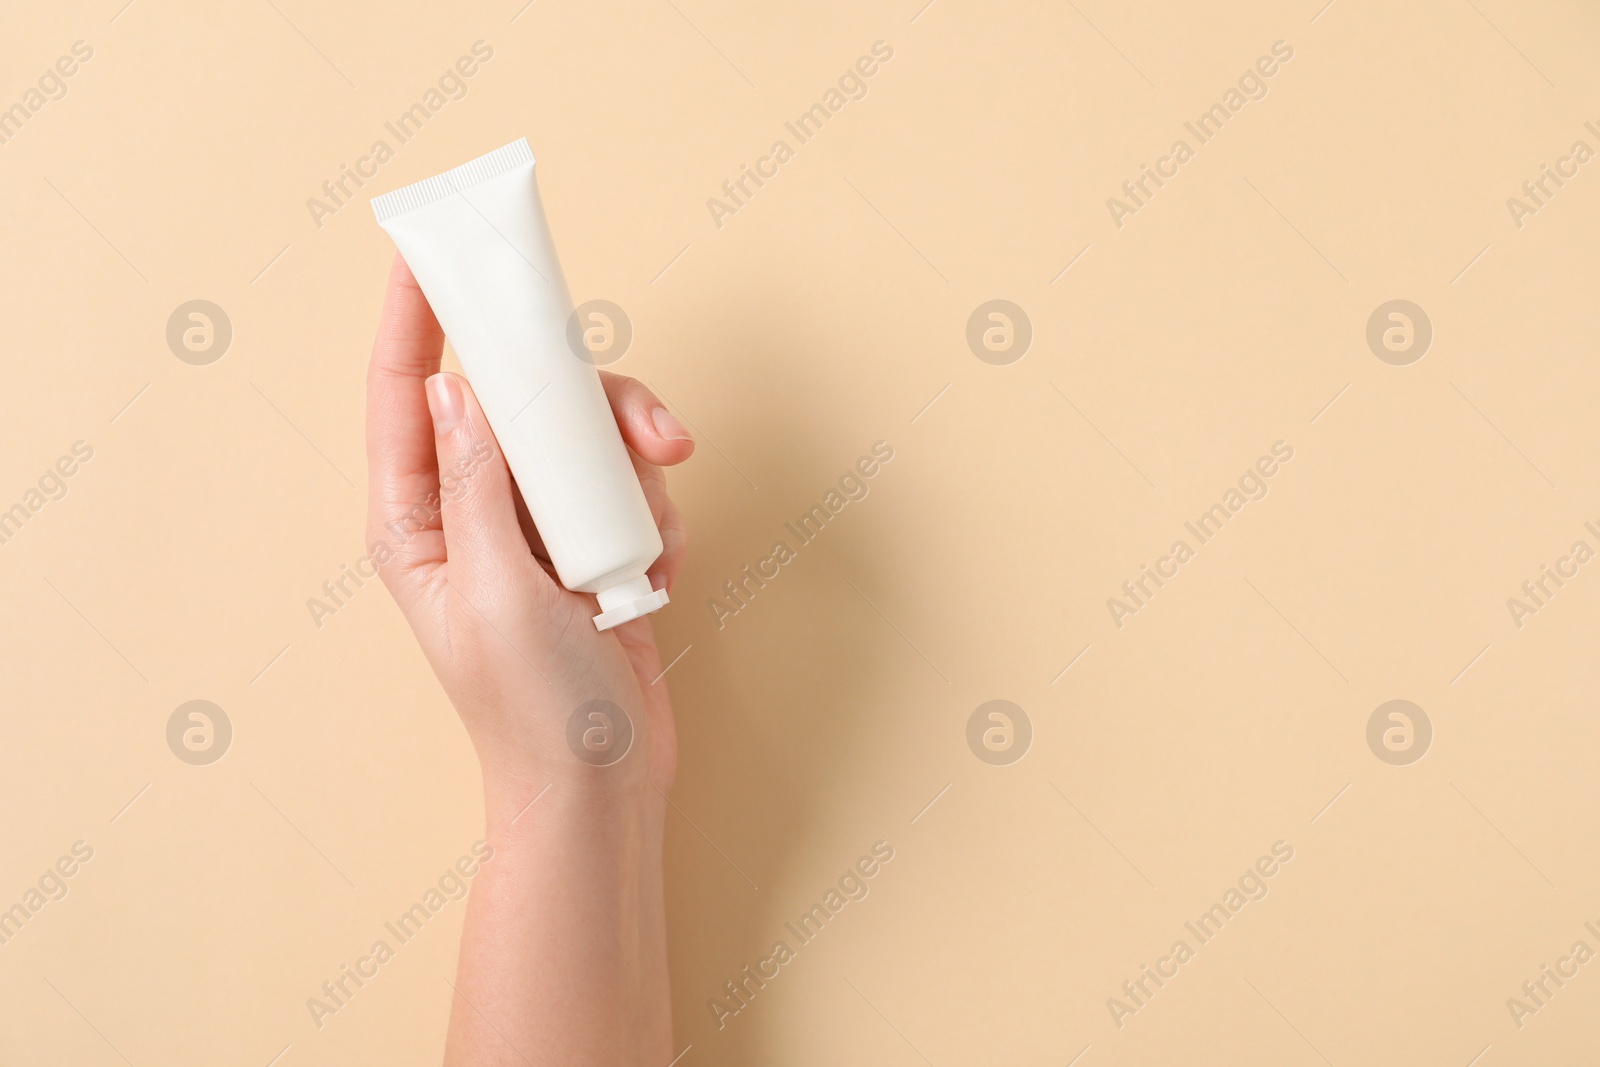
<box><xmin>365</xmin><ymin>252</ymin><xmax>692</xmax><ymax>822</ymax></box>
<box><xmin>364</xmin><ymin>252</ymin><xmax>687</xmax><ymax>1065</ymax></box>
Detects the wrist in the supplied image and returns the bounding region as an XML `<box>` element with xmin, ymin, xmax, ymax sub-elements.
<box><xmin>481</xmin><ymin>765</ymin><xmax>664</xmax><ymax>853</ymax></box>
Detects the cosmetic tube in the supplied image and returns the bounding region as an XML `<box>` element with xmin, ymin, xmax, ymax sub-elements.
<box><xmin>372</xmin><ymin>139</ymin><xmax>667</xmax><ymax>630</ymax></box>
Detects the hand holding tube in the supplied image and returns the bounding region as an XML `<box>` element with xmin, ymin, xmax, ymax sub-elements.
<box><xmin>365</xmin><ymin>253</ymin><xmax>687</xmax><ymax>1063</ymax></box>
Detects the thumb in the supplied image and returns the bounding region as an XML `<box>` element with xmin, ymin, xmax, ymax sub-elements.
<box><xmin>424</xmin><ymin>371</ymin><xmax>549</xmax><ymax>604</ymax></box>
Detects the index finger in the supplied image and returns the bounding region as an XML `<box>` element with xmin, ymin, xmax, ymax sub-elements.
<box><xmin>365</xmin><ymin>253</ymin><xmax>447</xmax><ymax>583</ymax></box>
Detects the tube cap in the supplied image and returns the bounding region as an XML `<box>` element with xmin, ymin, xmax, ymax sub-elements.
<box><xmin>593</xmin><ymin>575</ymin><xmax>670</xmax><ymax>631</ymax></box>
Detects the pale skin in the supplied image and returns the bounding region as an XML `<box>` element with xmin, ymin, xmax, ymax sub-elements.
<box><xmin>365</xmin><ymin>253</ymin><xmax>689</xmax><ymax>1064</ymax></box>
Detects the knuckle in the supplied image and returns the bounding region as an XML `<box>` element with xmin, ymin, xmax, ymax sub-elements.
<box><xmin>663</xmin><ymin>508</ymin><xmax>688</xmax><ymax>551</ymax></box>
<box><xmin>438</xmin><ymin>435</ymin><xmax>499</xmax><ymax>511</ymax></box>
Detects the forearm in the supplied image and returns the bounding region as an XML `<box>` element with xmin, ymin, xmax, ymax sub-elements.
<box><xmin>445</xmin><ymin>778</ymin><xmax>673</xmax><ymax>1065</ymax></box>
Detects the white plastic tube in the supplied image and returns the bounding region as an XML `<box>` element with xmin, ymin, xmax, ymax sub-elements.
<box><xmin>371</xmin><ymin>139</ymin><xmax>667</xmax><ymax>630</ymax></box>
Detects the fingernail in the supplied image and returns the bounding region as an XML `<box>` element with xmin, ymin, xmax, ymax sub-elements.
<box><xmin>652</xmin><ymin>406</ymin><xmax>692</xmax><ymax>442</ymax></box>
<box><xmin>426</xmin><ymin>373</ymin><xmax>464</xmax><ymax>434</ymax></box>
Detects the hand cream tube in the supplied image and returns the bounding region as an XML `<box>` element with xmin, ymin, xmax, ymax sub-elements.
<box><xmin>371</xmin><ymin>139</ymin><xmax>667</xmax><ymax>630</ymax></box>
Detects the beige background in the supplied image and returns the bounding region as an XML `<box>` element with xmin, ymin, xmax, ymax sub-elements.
<box><xmin>3</xmin><ymin>0</ymin><xmax>1599</xmax><ymax>1063</ymax></box>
